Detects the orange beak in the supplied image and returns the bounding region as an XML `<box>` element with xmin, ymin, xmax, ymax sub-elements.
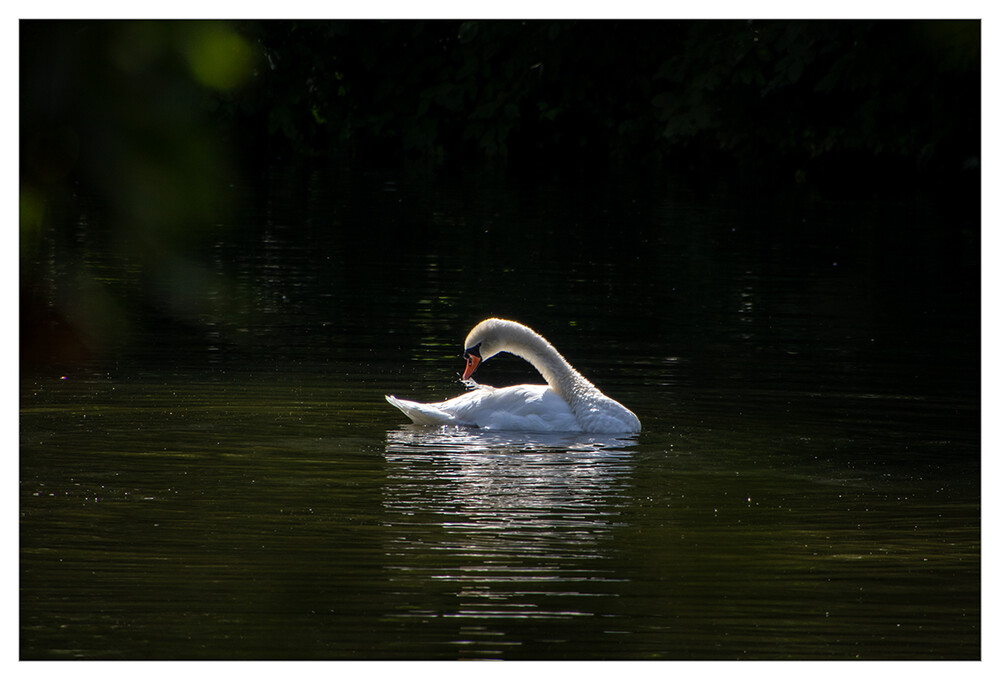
<box><xmin>462</xmin><ymin>353</ymin><xmax>482</xmax><ymax>380</ymax></box>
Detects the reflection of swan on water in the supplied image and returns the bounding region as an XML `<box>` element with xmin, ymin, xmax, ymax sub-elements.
<box><xmin>386</xmin><ymin>318</ymin><xmax>641</xmax><ymax>434</ymax></box>
<box><xmin>383</xmin><ymin>425</ymin><xmax>636</xmax><ymax>519</ymax></box>
<box><xmin>379</xmin><ymin>425</ymin><xmax>637</xmax><ymax>640</ymax></box>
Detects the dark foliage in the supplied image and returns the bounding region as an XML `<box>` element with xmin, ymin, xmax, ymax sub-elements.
<box><xmin>233</xmin><ymin>20</ymin><xmax>979</xmax><ymax>192</ymax></box>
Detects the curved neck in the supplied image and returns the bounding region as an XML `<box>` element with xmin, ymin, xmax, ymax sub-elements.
<box><xmin>500</xmin><ymin>324</ymin><xmax>593</xmax><ymax>401</ymax></box>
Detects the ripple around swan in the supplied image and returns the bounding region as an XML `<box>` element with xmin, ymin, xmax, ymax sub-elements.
<box><xmin>382</xmin><ymin>425</ymin><xmax>637</xmax><ymax>520</ymax></box>
<box><xmin>384</xmin><ymin>428</ymin><xmax>633</xmax><ymax>511</ymax></box>
<box><xmin>384</xmin><ymin>424</ymin><xmax>639</xmax><ymax>456</ymax></box>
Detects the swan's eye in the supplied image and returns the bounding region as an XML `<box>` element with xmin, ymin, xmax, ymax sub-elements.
<box><xmin>464</xmin><ymin>343</ymin><xmax>482</xmax><ymax>360</ymax></box>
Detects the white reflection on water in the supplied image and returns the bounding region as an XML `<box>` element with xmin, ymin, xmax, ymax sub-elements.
<box><xmin>380</xmin><ymin>425</ymin><xmax>637</xmax><ymax>657</ymax></box>
<box><xmin>385</xmin><ymin>424</ymin><xmax>638</xmax><ymax>454</ymax></box>
<box><xmin>383</xmin><ymin>425</ymin><xmax>636</xmax><ymax>536</ymax></box>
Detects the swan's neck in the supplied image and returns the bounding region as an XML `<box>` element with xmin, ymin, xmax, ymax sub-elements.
<box><xmin>502</xmin><ymin>327</ymin><xmax>595</xmax><ymax>404</ymax></box>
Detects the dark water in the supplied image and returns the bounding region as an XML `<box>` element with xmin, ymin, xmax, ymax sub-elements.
<box><xmin>20</xmin><ymin>164</ymin><xmax>979</xmax><ymax>659</ymax></box>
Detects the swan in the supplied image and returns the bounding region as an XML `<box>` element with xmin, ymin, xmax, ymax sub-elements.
<box><xmin>385</xmin><ymin>318</ymin><xmax>641</xmax><ymax>434</ymax></box>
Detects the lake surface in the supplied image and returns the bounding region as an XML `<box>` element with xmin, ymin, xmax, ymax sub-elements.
<box><xmin>20</xmin><ymin>163</ymin><xmax>980</xmax><ymax>659</ymax></box>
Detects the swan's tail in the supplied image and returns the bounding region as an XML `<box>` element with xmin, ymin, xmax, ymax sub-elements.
<box><xmin>385</xmin><ymin>395</ymin><xmax>459</xmax><ymax>426</ymax></box>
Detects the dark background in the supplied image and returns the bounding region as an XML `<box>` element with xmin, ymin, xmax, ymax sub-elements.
<box><xmin>20</xmin><ymin>19</ymin><xmax>981</xmax><ymax>370</ymax></box>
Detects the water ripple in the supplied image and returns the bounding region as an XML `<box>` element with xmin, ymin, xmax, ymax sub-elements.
<box><xmin>379</xmin><ymin>425</ymin><xmax>635</xmax><ymax>646</ymax></box>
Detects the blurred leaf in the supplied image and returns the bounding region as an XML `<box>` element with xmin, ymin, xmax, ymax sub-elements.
<box><xmin>180</xmin><ymin>22</ymin><xmax>255</xmax><ymax>91</ymax></box>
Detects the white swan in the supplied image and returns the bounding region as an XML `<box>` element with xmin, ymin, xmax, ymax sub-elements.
<box><xmin>385</xmin><ymin>318</ymin><xmax>641</xmax><ymax>434</ymax></box>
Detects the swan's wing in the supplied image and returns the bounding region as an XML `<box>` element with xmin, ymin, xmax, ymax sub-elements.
<box><xmin>461</xmin><ymin>385</ymin><xmax>582</xmax><ymax>432</ymax></box>
<box><xmin>386</xmin><ymin>385</ymin><xmax>583</xmax><ymax>433</ymax></box>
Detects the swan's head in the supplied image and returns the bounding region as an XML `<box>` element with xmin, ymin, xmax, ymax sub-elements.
<box><xmin>461</xmin><ymin>318</ymin><xmax>513</xmax><ymax>380</ymax></box>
